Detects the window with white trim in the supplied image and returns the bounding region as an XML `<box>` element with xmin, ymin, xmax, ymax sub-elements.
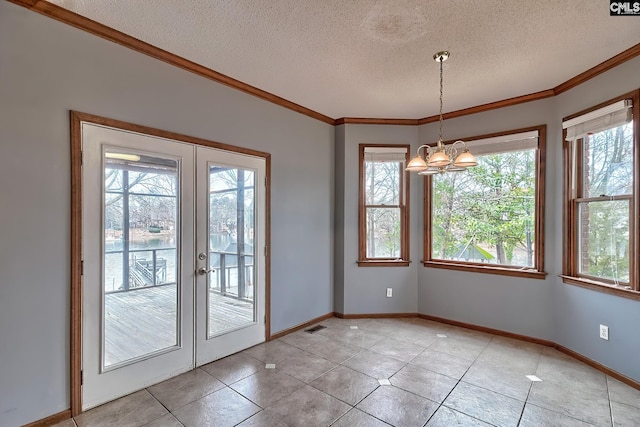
<box><xmin>425</xmin><ymin>126</ymin><xmax>546</xmax><ymax>278</ymax></box>
<box><xmin>562</xmin><ymin>91</ymin><xmax>639</xmax><ymax>295</ymax></box>
<box><xmin>358</xmin><ymin>144</ymin><xmax>410</xmax><ymax>266</ymax></box>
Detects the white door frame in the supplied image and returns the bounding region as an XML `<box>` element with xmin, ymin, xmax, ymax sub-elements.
<box><xmin>70</xmin><ymin>111</ymin><xmax>271</xmax><ymax>416</ymax></box>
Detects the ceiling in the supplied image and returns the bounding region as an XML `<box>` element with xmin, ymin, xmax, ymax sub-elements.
<box><xmin>48</xmin><ymin>0</ymin><xmax>640</xmax><ymax>120</ymax></box>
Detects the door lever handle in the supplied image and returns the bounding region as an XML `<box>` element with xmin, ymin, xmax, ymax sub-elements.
<box><xmin>197</xmin><ymin>267</ymin><xmax>215</xmax><ymax>275</ymax></box>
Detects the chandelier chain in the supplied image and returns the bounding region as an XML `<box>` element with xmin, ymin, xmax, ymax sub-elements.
<box><xmin>438</xmin><ymin>57</ymin><xmax>444</xmax><ymax>144</ymax></box>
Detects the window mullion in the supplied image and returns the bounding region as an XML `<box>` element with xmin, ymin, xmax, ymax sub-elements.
<box><xmin>365</xmin><ymin>204</ymin><xmax>401</xmax><ymax>209</ymax></box>
<box><xmin>576</xmin><ymin>138</ymin><xmax>584</xmax><ymax>199</ymax></box>
<box><xmin>633</xmin><ymin>96</ymin><xmax>640</xmax><ymax>290</ymax></box>
<box><xmin>575</xmin><ymin>195</ymin><xmax>632</xmax><ymax>203</ymax></box>
<box><xmin>569</xmin><ymin>199</ymin><xmax>578</xmax><ymax>276</ymax></box>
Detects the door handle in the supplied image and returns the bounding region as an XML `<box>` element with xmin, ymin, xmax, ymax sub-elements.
<box><xmin>197</xmin><ymin>267</ymin><xmax>214</xmax><ymax>275</ymax></box>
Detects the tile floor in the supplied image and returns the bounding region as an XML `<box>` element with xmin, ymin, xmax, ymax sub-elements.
<box><xmin>54</xmin><ymin>317</ymin><xmax>640</xmax><ymax>427</ymax></box>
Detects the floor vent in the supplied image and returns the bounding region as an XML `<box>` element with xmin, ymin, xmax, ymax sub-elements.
<box><xmin>305</xmin><ymin>325</ymin><xmax>326</xmax><ymax>334</ymax></box>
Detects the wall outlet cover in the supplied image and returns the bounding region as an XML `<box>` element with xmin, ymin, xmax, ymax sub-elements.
<box><xmin>599</xmin><ymin>324</ymin><xmax>609</xmax><ymax>340</ymax></box>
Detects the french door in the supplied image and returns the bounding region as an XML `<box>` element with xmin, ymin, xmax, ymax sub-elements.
<box><xmin>81</xmin><ymin>121</ymin><xmax>266</xmax><ymax>410</ymax></box>
<box><xmin>195</xmin><ymin>146</ymin><xmax>266</xmax><ymax>365</ymax></box>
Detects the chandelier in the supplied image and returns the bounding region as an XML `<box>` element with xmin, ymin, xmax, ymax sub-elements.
<box><xmin>406</xmin><ymin>51</ymin><xmax>478</xmax><ymax>174</ymax></box>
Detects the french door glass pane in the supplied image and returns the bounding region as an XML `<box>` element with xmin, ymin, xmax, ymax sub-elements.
<box><xmin>208</xmin><ymin>165</ymin><xmax>256</xmax><ymax>337</ymax></box>
<box><xmin>103</xmin><ymin>152</ymin><xmax>179</xmax><ymax>369</ymax></box>
<box><xmin>578</xmin><ymin>200</ymin><xmax>630</xmax><ymax>282</ymax></box>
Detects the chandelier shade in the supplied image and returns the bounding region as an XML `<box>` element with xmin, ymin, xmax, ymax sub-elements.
<box><xmin>427</xmin><ymin>149</ymin><xmax>450</xmax><ymax>167</ymax></box>
<box><xmin>453</xmin><ymin>149</ymin><xmax>478</xmax><ymax>167</ymax></box>
<box><xmin>406</xmin><ymin>154</ymin><xmax>428</xmax><ymax>171</ymax></box>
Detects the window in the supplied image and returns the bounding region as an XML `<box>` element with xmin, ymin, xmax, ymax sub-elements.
<box><xmin>424</xmin><ymin>126</ymin><xmax>546</xmax><ymax>278</ymax></box>
<box><xmin>562</xmin><ymin>91</ymin><xmax>640</xmax><ymax>296</ymax></box>
<box><xmin>358</xmin><ymin>144</ymin><xmax>410</xmax><ymax>266</ymax></box>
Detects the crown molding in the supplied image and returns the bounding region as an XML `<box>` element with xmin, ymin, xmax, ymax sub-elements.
<box><xmin>416</xmin><ymin>89</ymin><xmax>556</xmax><ymax>125</ymax></box>
<box><xmin>7</xmin><ymin>0</ymin><xmax>335</xmax><ymax>125</ymax></box>
<box><xmin>8</xmin><ymin>1</ymin><xmax>640</xmax><ymax>126</ymax></box>
<box><xmin>554</xmin><ymin>42</ymin><xmax>640</xmax><ymax>95</ymax></box>
<box><xmin>335</xmin><ymin>117</ymin><xmax>420</xmax><ymax>126</ymax></box>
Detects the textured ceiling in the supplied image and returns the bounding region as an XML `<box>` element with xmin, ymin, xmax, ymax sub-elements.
<box><xmin>49</xmin><ymin>0</ymin><xmax>640</xmax><ymax>120</ymax></box>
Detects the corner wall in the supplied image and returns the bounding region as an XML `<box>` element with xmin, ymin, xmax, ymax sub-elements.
<box><xmin>334</xmin><ymin>124</ymin><xmax>420</xmax><ymax>314</ymax></box>
<box><xmin>0</xmin><ymin>3</ymin><xmax>334</xmax><ymax>425</ymax></box>
<box><xmin>334</xmin><ymin>125</ymin><xmax>346</xmax><ymax>314</ymax></box>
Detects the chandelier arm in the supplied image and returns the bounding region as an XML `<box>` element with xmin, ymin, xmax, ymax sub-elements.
<box><xmin>451</xmin><ymin>140</ymin><xmax>468</xmax><ymax>149</ymax></box>
<box><xmin>450</xmin><ymin>140</ymin><xmax>467</xmax><ymax>156</ymax></box>
<box><xmin>415</xmin><ymin>144</ymin><xmax>431</xmax><ymax>156</ymax></box>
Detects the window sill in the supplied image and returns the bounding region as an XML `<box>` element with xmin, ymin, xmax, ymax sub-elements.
<box><xmin>423</xmin><ymin>260</ymin><xmax>547</xmax><ymax>279</ymax></box>
<box><xmin>357</xmin><ymin>260</ymin><xmax>410</xmax><ymax>267</ymax></box>
<box><xmin>560</xmin><ymin>275</ymin><xmax>640</xmax><ymax>301</ymax></box>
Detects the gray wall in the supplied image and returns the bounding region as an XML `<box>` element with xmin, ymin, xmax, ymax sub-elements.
<box><xmin>334</xmin><ymin>124</ymin><xmax>420</xmax><ymax>314</ymax></box>
<box><xmin>417</xmin><ymin>55</ymin><xmax>640</xmax><ymax>382</ymax></box>
<box><xmin>0</xmin><ymin>3</ymin><xmax>334</xmax><ymax>425</ymax></box>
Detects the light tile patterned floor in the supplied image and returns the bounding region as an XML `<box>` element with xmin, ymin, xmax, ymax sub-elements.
<box><xmin>57</xmin><ymin>317</ymin><xmax>640</xmax><ymax>427</ymax></box>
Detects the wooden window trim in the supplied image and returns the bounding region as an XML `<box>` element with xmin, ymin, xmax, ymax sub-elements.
<box><xmin>358</xmin><ymin>260</ymin><xmax>411</xmax><ymax>267</ymax></box>
<box><xmin>562</xmin><ymin>90</ymin><xmax>640</xmax><ymax>298</ymax></box>
<box><xmin>358</xmin><ymin>144</ymin><xmax>410</xmax><ymax>266</ymax></box>
<box><xmin>423</xmin><ymin>125</ymin><xmax>547</xmax><ymax>278</ymax></box>
<box><xmin>423</xmin><ymin>260</ymin><xmax>547</xmax><ymax>279</ymax></box>
<box><xmin>560</xmin><ymin>275</ymin><xmax>640</xmax><ymax>301</ymax></box>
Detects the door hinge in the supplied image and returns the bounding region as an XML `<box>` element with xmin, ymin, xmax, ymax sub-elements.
<box><xmin>264</xmin><ymin>246</ymin><xmax>267</xmax><ymax>256</ymax></box>
<box><xmin>264</xmin><ymin>176</ymin><xmax>267</xmax><ymax>187</ymax></box>
<box><xmin>264</xmin><ymin>315</ymin><xmax>266</xmax><ymax>324</ymax></box>
<box><xmin>80</xmin><ymin>370</ymin><xmax>83</xmax><ymax>385</ymax></box>
<box><xmin>81</xmin><ymin>260</ymin><xmax>84</xmax><ymax>276</ymax></box>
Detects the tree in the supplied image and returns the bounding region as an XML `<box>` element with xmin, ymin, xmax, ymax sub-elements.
<box><xmin>365</xmin><ymin>160</ymin><xmax>401</xmax><ymax>258</ymax></box>
<box><xmin>208</xmin><ymin>167</ymin><xmax>255</xmax><ymax>247</ymax></box>
<box><xmin>579</xmin><ymin>122</ymin><xmax>633</xmax><ymax>281</ymax></box>
<box><xmin>432</xmin><ymin>149</ymin><xmax>536</xmax><ymax>266</ymax></box>
<box><xmin>105</xmin><ymin>167</ymin><xmax>178</xmax><ymax>232</ymax></box>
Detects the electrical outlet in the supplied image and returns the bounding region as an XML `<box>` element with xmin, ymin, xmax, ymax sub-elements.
<box><xmin>599</xmin><ymin>324</ymin><xmax>609</xmax><ymax>340</ymax></box>
<box><xmin>386</xmin><ymin>288</ymin><xmax>392</xmax><ymax>298</ymax></box>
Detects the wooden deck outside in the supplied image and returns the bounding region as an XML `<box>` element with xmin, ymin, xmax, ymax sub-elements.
<box><xmin>104</xmin><ymin>284</ymin><xmax>254</xmax><ymax>367</ymax></box>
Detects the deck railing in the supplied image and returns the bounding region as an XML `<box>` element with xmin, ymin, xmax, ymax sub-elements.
<box><xmin>208</xmin><ymin>250</ymin><xmax>254</xmax><ymax>300</ymax></box>
<box><xmin>105</xmin><ymin>247</ymin><xmax>174</xmax><ymax>293</ymax></box>
<box><xmin>105</xmin><ymin>247</ymin><xmax>253</xmax><ymax>301</ymax></box>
